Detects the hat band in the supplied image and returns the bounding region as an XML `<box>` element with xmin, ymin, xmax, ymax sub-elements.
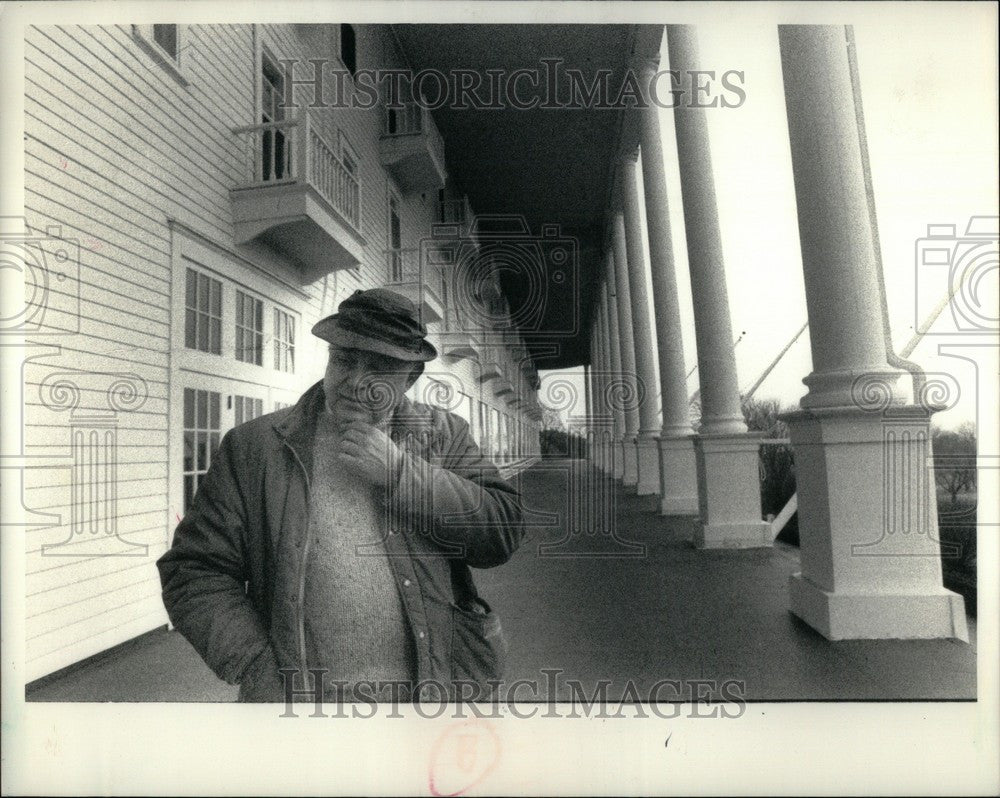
<box><xmin>338</xmin><ymin>312</ymin><xmax>425</xmax><ymax>354</ymax></box>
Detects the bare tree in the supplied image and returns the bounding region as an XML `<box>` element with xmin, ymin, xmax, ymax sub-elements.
<box><xmin>932</xmin><ymin>425</ymin><xmax>978</xmax><ymax>507</ymax></box>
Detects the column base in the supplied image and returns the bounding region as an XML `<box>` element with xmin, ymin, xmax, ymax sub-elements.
<box><xmin>635</xmin><ymin>434</ymin><xmax>660</xmax><ymax>495</ymax></box>
<box><xmin>789</xmin><ymin>573</ymin><xmax>969</xmax><ymax>641</ymax></box>
<box><xmin>695</xmin><ymin>521</ymin><xmax>772</xmax><ymax>549</ymax></box>
<box><xmin>694</xmin><ymin>432</ymin><xmax>770</xmax><ymax>548</ymax></box>
<box><xmin>783</xmin><ymin>403</ymin><xmax>970</xmax><ymax>641</ymax></box>
<box><xmin>658</xmin><ymin>435</ymin><xmax>699</xmax><ymax>516</ymax></box>
<box><xmin>661</xmin><ymin>495</ymin><xmax>700</xmax><ymax>515</ymax></box>
<box><xmin>622</xmin><ymin>436</ymin><xmax>638</xmax><ymax>488</ymax></box>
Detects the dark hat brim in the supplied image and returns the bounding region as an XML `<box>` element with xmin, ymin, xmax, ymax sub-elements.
<box><xmin>312</xmin><ymin>316</ymin><xmax>438</xmax><ymax>362</ymax></box>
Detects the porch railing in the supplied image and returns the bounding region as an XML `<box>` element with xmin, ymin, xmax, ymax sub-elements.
<box><xmin>232</xmin><ymin>111</ymin><xmax>361</xmax><ymax>230</ymax></box>
<box><xmin>384</xmin><ymin>248</ymin><xmax>445</xmax><ymax>299</ymax></box>
<box><xmin>439</xmin><ymin>195</ymin><xmax>475</xmax><ymax>227</ymax></box>
<box><xmin>382</xmin><ymin>102</ymin><xmax>446</xmax><ymax>169</ymax></box>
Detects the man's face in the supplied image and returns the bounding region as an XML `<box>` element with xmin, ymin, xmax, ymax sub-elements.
<box><xmin>323</xmin><ymin>345</ymin><xmax>419</xmax><ymax>424</ymax></box>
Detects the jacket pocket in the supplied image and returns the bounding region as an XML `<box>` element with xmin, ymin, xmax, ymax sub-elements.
<box><xmin>449</xmin><ymin>599</ymin><xmax>508</xmax><ymax>690</ymax></box>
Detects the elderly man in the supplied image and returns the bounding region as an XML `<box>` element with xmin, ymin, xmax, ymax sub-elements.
<box><xmin>158</xmin><ymin>288</ymin><xmax>525</xmax><ymax>703</ymax></box>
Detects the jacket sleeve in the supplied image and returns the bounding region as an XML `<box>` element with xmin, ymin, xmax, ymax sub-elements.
<box><xmin>392</xmin><ymin>412</ymin><xmax>525</xmax><ymax>568</ymax></box>
<box><xmin>156</xmin><ymin>429</ymin><xmax>275</xmax><ymax>686</ymax></box>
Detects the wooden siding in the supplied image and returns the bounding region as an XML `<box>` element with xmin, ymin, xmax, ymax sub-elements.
<box><xmin>22</xmin><ymin>23</ymin><xmax>540</xmax><ymax>682</ymax></box>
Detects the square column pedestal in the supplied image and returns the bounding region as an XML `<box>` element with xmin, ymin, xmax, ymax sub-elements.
<box><xmin>636</xmin><ymin>433</ymin><xmax>660</xmax><ymax>495</ymax></box>
<box><xmin>614</xmin><ymin>437</ymin><xmax>626</xmax><ymax>480</ymax></box>
<box><xmin>590</xmin><ymin>424</ymin><xmax>616</xmax><ymax>475</ymax></box>
<box><xmin>784</xmin><ymin>405</ymin><xmax>968</xmax><ymax>641</ymax></box>
<box><xmin>694</xmin><ymin>432</ymin><xmax>771</xmax><ymax>548</ymax></box>
<box><xmin>622</xmin><ymin>435</ymin><xmax>639</xmax><ymax>490</ymax></box>
<box><xmin>658</xmin><ymin>435</ymin><xmax>699</xmax><ymax>515</ymax></box>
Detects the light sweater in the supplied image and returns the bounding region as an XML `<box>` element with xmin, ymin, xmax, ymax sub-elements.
<box><xmin>301</xmin><ymin>409</ymin><xmax>415</xmax><ymax>698</ymax></box>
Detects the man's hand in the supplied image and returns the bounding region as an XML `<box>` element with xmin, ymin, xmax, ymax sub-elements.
<box><xmin>337</xmin><ymin>420</ymin><xmax>405</xmax><ymax>487</ymax></box>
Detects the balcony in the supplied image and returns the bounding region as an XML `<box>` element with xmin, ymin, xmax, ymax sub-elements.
<box><xmin>439</xmin><ymin>331</ymin><xmax>481</xmax><ymax>361</ymax></box>
<box><xmin>383</xmin><ymin>248</ymin><xmax>444</xmax><ymax>324</ymax></box>
<box><xmin>479</xmin><ymin>358</ymin><xmax>502</xmax><ymax>383</ymax></box>
<box><xmin>439</xmin><ymin>305</ymin><xmax>481</xmax><ymax>361</ymax></box>
<box><xmin>230</xmin><ymin>110</ymin><xmax>365</xmax><ymax>282</ymax></box>
<box><xmin>437</xmin><ymin>195</ymin><xmax>479</xmax><ymax>249</ymax></box>
<box><xmin>494</xmin><ymin>377</ymin><xmax>515</xmax><ymax>397</ymax></box>
<box><xmin>379</xmin><ymin>103</ymin><xmax>448</xmax><ymax>193</ymax></box>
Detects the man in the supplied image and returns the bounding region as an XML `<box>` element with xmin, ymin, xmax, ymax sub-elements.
<box><xmin>158</xmin><ymin>288</ymin><xmax>525</xmax><ymax>703</ymax></box>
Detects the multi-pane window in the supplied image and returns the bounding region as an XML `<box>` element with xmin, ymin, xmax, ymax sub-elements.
<box><xmin>273</xmin><ymin>309</ymin><xmax>295</xmax><ymax>372</ymax></box>
<box><xmin>185</xmin><ymin>268</ymin><xmax>222</xmax><ymax>354</ymax></box>
<box><xmin>261</xmin><ymin>53</ymin><xmax>287</xmax><ymax>181</ymax></box>
<box><xmin>478</xmin><ymin>400</ymin><xmax>489</xmax><ymax>449</ymax></box>
<box><xmin>235</xmin><ymin>290</ymin><xmax>263</xmax><ymax>365</ymax></box>
<box><xmin>492</xmin><ymin>407</ymin><xmax>502</xmax><ymax>458</ymax></box>
<box><xmin>183</xmin><ymin>388</ymin><xmax>221</xmax><ymax>513</ymax></box>
<box><xmin>234</xmin><ymin>395</ymin><xmax>263</xmax><ymax>426</ymax></box>
<box><xmin>274</xmin><ymin>401</ymin><xmax>290</xmax><ymax>411</ymax></box>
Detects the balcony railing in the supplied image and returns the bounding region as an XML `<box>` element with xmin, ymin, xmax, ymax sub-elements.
<box><xmin>230</xmin><ymin>110</ymin><xmax>365</xmax><ymax>278</ymax></box>
<box><xmin>383</xmin><ymin>248</ymin><xmax>445</xmax><ymax>323</ymax></box>
<box><xmin>439</xmin><ymin>195</ymin><xmax>475</xmax><ymax>226</ymax></box>
<box><xmin>379</xmin><ymin>102</ymin><xmax>447</xmax><ymax>192</ymax></box>
<box><xmin>383</xmin><ymin>103</ymin><xmax>446</xmax><ymax>167</ymax></box>
<box><xmin>233</xmin><ymin>114</ymin><xmax>360</xmax><ymax>230</ymax></box>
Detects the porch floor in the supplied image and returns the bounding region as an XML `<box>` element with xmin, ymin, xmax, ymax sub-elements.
<box><xmin>27</xmin><ymin>458</ymin><xmax>976</xmax><ymax>702</ymax></box>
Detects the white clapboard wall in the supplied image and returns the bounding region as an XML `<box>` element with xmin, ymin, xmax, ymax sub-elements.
<box><xmin>22</xmin><ymin>23</ymin><xmax>536</xmax><ymax>682</ymax></box>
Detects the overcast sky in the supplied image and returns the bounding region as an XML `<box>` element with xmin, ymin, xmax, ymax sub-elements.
<box><xmin>543</xmin><ymin>3</ymin><xmax>998</xmax><ymax>432</ymax></box>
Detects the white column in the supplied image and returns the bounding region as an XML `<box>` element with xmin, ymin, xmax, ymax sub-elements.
<box><xmin>636</xmin><ymin>52</ymin><xmax>699</xmax><ymax>515</ymax></box>
<box><xmin>594</xmin><ymin>287</ymin><xmax>616</xmax><ymax>476</ymax></box>
<box><xmin>668</xmin><ymin>24</ymin><xmax>770</xmax><ymax>547</ymax></box>
<box><xmin>590</xmin><ymin>292</ymin><xmax>608</xmax><ymax>473</ymax></box>
<box><xmin>620</xmin><ymin>156</ymin><xmax>663</xmax><ymax>496</ymax></box>
<box><xmin>609</xmin><ymin>213</ymin><xmax>640</xmax><ymax>487</ymax></box>
<box><xmin>600</xmin><ymin>271</ymin><xmax>626</xmax><ymax>479</ymax></box>
<box><xmin>779</xmin><ymin>24</ymin><xmax>967</xmax><ymax>640</ymax></box>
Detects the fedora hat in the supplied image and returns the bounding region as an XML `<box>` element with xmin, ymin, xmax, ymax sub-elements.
<box><xmin>311</xmin><ymin>288</ymin><xmax>438</xmax><ymax>362</ymax></box>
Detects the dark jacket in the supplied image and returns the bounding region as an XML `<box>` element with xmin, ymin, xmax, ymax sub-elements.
<box><xmin>157</xmin><ymin>380</ymin><xmax>525</xmax><ymax>701</ymax></box>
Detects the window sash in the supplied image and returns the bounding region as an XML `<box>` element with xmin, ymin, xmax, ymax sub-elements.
<box><xmin>235</xmin><ymin>290</ymin><xmax>263</xmax><ymax>365</ymax></box>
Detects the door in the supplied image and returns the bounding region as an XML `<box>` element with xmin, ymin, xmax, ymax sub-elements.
<box><xmin>261</xmin><ymin>52</ymin><xmax>287</xmax><ymax>181</ymax></box>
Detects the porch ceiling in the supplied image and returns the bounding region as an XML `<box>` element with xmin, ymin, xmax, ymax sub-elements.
<box><xmin>393</xmin><ymin>24</ymin><xmax>660</xmax><ymax>370</ymax></box>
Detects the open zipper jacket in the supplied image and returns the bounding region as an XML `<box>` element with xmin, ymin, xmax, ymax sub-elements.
<box><xmin>157</xmin><ymin>381</ymin><xmax>525</xmax><ymax>701</ymax></box>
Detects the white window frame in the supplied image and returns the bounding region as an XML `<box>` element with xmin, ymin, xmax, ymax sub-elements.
<box><xmin>234</xmin><ymin>289</ymin><xmax>265</xmax><ymax>366</ymax></box>
<box><xmin>132</xmin><ymin>24</ymin><xmax>189</xmax><ymax>86</ymax></box>
<box><xmin>273</xmin><ymin>307</ymin><xmax>296</xmax><ymax>373</ymax></box>
<box><xmin>168</xmin><ymin>231</ymin><xmax>307</xmax><ymax>538</ymax></box>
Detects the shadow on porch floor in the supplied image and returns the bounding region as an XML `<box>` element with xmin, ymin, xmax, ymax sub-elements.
<box><xmin>27</xmin><ymin>458</ymin><xmax>976</xmax><ymax>703</ymax></box>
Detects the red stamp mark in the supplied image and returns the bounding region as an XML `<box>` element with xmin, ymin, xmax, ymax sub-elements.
<box><xmin>428</xmin><ymin>719</ymin><xmax>501</xmax><ymax>797</ymax></box>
